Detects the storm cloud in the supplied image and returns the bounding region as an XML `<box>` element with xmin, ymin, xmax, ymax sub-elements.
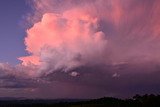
<box><xmin>1</xmin><ymin>0</ymin><xmax>160</xmax><ymax>98</ymax></box>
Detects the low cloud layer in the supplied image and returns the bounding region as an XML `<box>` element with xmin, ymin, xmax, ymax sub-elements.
<box><xmin>1</xmin><ymin>0</ymin><xmax>160</xmax><ymax>98</ymax></box>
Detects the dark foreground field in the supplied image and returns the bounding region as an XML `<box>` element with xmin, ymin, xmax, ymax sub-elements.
<box><xmin>0</xmin><ymin>94</ymin><xmax>160</xmax><ymax>107</ymax></box>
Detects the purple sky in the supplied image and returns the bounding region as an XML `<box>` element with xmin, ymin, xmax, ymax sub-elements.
<box><xmin>0</xmin><ymin>0</ymin><xmax>29</xmax><ymax>64</ymax></box>
<box><xmin>0</xmin><ymin>0</ymin><xmax>160</xmax><ymax>99</ymax></box>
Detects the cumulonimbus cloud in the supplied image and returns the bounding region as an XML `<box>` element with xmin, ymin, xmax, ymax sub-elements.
<box><xmin>20</xmin><ymin>3</ymin><xmax>108</xmax><ymax>76</ymax></box>
<box><xmin>1</xmin><ymin>0</ymin><xmax>160</xmax><ymax>98</ymax></box>
<box><xmin>19</xmin><ymin>0</ymin><xmax>160</xmax><ymax>77</ymax></box>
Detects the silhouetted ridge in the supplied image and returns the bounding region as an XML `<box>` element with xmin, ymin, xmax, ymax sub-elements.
<box><xmin>0</xmin><ymin>94</ymin><xmax>160</xmax><ymax>107</ymax></box>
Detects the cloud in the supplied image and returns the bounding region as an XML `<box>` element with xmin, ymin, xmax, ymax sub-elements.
<box><xmin>70</xmin><ymin>71</ymin><xmax>79</xmax><ymax>77</ymax></box>
<box><xmin>21</xmin><ymin>0</ymin><xmax>160</xmax><ymax>76</ymax></box>
<box><xmin>0</xmin><ymin>62</ymin><xmax>40</xmax><ymax>89</ymax></box>
<box><xmin>1</xmin><ymin>0</ymin><xmax>160</xmax><ymax>98</ymax></box>
<box><xmin>21</xmin><ymin>10</ymin><xmax>107</xmax><ymax>76</ymax></box>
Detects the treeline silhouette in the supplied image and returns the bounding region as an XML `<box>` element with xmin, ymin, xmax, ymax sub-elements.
<box><xmin>0</xmin><ymin>94</ymin><xmax>160</xmax><ymax>107</ymax></box>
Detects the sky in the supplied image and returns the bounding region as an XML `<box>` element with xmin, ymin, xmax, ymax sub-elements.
<box><xmin>0</xmin><ymin>0</ymin><xmax>30</xmax><ymax>64</ymax></box>
<box><xmin>0</xmin><ymin>0</ymin><xmax>160</xmax><ymax>99</ymax></box>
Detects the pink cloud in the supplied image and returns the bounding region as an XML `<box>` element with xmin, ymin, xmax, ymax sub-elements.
<box><xmin>19</xmin><ymin>0</ymin><xmax>160</xmax><ymax>77</ymax></box>
<box><xmin>2</xmin><ymin>0</ymin><xmax>160</xmax><ymax>98</ymax></box>
<box><xmin>20</xmin><ymin>10</ymin><xmax>107</xmax><ymax>75</ymax></box>
<box><xmin>19</xmin><ymin>55</ymin><xmax>40</xmax><ymax>66</ymax></box>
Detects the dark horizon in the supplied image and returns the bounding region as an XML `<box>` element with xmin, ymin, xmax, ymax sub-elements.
<box><xmin>0</xmin><ymin>94</ymin><xmax>160</xmax><ymax>107</ymax></box>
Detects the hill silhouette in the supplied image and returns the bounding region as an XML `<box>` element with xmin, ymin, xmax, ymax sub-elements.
<box><xmin>0</xmin><ymin>94</ymin><xmax>160</xmax><ymax>107</ymax></box>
